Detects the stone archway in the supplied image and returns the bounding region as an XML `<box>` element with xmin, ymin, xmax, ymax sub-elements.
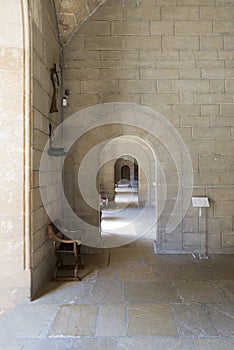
<box><xmin>121</xmin><ymin>165</ymin><xmax>130</xmax><ymax>181</ymax></box>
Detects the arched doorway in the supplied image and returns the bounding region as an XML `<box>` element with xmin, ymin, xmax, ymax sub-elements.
<box><xmin>121</xmin><ymin>165</ymin><xmax>130</xmax><ymax>181</ymax></box>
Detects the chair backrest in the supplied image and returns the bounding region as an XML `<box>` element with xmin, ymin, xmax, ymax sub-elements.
<box><xmin>48</xmin><ymin>224</ymin><xmax>61</xmax><ymax>242</ymax></box>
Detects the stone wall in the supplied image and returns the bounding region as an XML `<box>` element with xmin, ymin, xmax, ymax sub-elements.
<box><xmin>30</xmin><ymin>0</ymin><xmax>62</xmax><ymax>297</ymax></box>
<box><xmin>63</xmin><ymin>0</ymin><xmax>234</xmax><ymax>253</ymax></box>
<box><xmin>0</xmin><ymin>0</ymin><xmax>30</xmax><ymax>311</ymax></box>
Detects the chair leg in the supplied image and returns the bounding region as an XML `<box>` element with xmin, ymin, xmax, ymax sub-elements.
<box><xmin>54</xmin><ymin>259</ymin><xmax>60</xmax><ymax>278</ymax></box>
<box><xmin>74</xmin><ymin>260</ymin><xmax>81</xmax><ymax>281</ymax></box>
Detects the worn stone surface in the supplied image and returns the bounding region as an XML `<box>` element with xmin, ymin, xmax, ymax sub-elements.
<box><xmin>96</xmin><ymin>305</ymin><xmax>127</xmax><ymax>336</ymax></box>
<box><xmin>0</xmin><ymin>248</ymin><xmax>234</xmax><ymax>347</ymax></box>
<box><xmin>127</xmin><ymin>304</ymin><xmax>177</xmax><ymax>336</ymax></box>
<box><xmin>175</xmin><ymin>281</ymin><xmax>227</xmax><ymax>303</ymax></box>
<box><xmin>171</xmin><ymin>304</ymin><xmax>218</xmax><ymax>337</ymax></box>
<box><xmin>124</xmin><ymin>281</ymin><xmax>180</xmax><ymax>303</ymax></box>
<box><xmin>50</xmin><ymin>304</ymin><xmax>98</xmax><ymax>337</ymax></box>
<box><xmin>206</xmin><ymin>303</ymin><xmax>234</xmax><ymax>336</ymax></box>
<box><xmin>117</xmin><ymin>337</ymin><xmax>197</xmax><ymax>350</ymax></box>
<box><xmin>195</xmin><ymin>338</ymin><xmax>234</xmax><ymax>350</ymax></box>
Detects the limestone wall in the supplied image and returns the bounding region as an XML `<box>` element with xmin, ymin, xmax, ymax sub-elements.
<box><xmin>0</xmin><ymin>0</ymin><xmax>30</xmax><ymax>310</ymax></box>
<box><xmin>30</xmin><ymin>0</ymin><xmax>62</xmax><ymax>297</ymax></box>
<box><xmin>63</xmin><ymin>0</ymin><xmax>234</xmax><ymax>253</ymax></box>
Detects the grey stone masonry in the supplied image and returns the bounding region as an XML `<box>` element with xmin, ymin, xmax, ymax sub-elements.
<box><xmin>62</xmin><ymin>0</ymin><xmax>234</xmax><ymax>254</ymax></box>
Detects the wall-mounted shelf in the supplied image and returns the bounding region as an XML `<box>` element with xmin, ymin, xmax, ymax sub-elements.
<box><xmin>47</xmin><ymin>147</ymin><xmax>67</xmax><ymax>157</ymax></box>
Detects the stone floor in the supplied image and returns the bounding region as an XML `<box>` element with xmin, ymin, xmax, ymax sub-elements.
<box><xmin>0</xmin><ymin>239</ymin><xmax>234</xmax><ymax>350</ymax></box>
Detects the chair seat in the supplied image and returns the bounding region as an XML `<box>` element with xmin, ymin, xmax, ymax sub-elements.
<box><xmin>57</xmin><ymin>242</ymin><xmax>76</xmax><ymax>252</ymax></box>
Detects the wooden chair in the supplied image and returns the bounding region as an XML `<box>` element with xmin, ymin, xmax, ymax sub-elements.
<box><xmin>48</xmin><ymin>222</ymin><xmax>83</xmax><ymax>281</ymax></box>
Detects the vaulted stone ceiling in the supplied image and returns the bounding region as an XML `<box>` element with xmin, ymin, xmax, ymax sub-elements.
<box><xmin>54</xmin><ymin>0</ymin><xmax>106</xmax><ymax>44</ymax></box>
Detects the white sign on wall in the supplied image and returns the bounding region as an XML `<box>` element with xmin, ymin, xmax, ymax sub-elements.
<box><xmin>192</xmin><ymin>197</ymin><xmax>209</xmax><ymax>208</ymax></box>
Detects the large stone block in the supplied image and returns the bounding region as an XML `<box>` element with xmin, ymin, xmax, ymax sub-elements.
<box><xmin>199</xmin><ymin>155</ymin><xmax>234</xmax><ymax>171</ymax></box>
<box><xmin>174</xmin><ymin>80</ymin><xmax>209</xmax><ymax>93</ymax></box>
<box><xmin>161</xmin><ymin>6</ymin><xmax>199</xmax><ymax>20</ymax></box>
<box><xmin>124</xmin><ymin>7</ymin><xmax>160</xmax><ymax>20</ymax></box>
<box><xmin>85</xmin><ymin>36</ymin><xmax>123</xmax><ymax>50</ymax></box>
<box><xmin>101</xmin><ymin>93</ymin><xmax>141</xmax><ymax>103</ymax></box>
<box><xmin>163</xmin><ymin>36</ymin><xmax>199</xmax><ymax>50</ymax></box>
<box><xmin>224</xmin><ymin>36</ymin><xmax>234</xmax><ymax>50</ymax></box>
<box><xmin>181</xmin><ymin>116</ymin><xmax>210</xmax><ymax>127</ymax></box>
<box><xmin>180</xmin><ymin>69</ymin><xmax>201</xmax><ymax>79</ymax></box>
<box><xmin>150</xmin><ymin>21</ymin><xmax>174</xmax><ymax>35</ymax></box>
<box><xmin>220</xmin><ymin>171</ymin><xmax>234</xmax><ymax>185</ymax></box>
<box><xmin>175</xmin><ymin>21</ymin><xmax>212</xmax><ymax>35</ymax></box>
<box><xmin>211</xmin><ymin>116</ymin><xmax>234</xmax><ymax>127</ymax></box>
<box><xmin>214</xmin><ymin>200</ymin><xmax>234</xmax><ymax>217</ymax></box>
<box><xmin>123</xmin><ymin>36</ymin><xmax>161</xmax><ymax>50</ymax></box>
<box><xmin>119</xmin><ymin>80</ymin><xmax>156</xmax><ymax>93</ymax></box>
<box><xmin>200</xmin><ymin>6</ymin><xmax>234</xmax><ymax>20</ymax></box>
<box><xmin>185</xmin><ymin>139</ymin><xmax>216</xmax><ymax>155</ymax></box>
<box><xmin>220</xmin><ymin>103</ymin><xmax>234</xmax><ymax>116</ymax></box>
<box><xmin>193</xmin><ymin>126</ymin><xmax>231</xmax><ymax>139</ymax></box>
<box><xmin>157</xmin><ymin>80</ymin><xmax>173</xmax><ymax>93</ymax></box>
<box><xmin>196</xmin><ymin>60</ymin><xmax>224</xmax><ymax>68</ymax></box>
<box><xmin>76</xmin><ymin>20</ymin><xmax>111</xmax><ymax>36</ymax></box>
<box><xmin>213</xmin><ymin>20</ymin><xmax>234</xmax><ymax>34</ymax></box>
<box><xmin>210</xmin><ymin>80</ymin><xmax>225</xmax><ymax>93</ymax></box>
<box><xmin>200</xmin><ymin>36</ymin><xmax>223</xmax><ymax>50</ymax></box>
<box><xmin>172</xmin><ymin>104</ymin><xmax>200</xmax><ymax>116</ymax></box>
<box><xmin>91</xmin><ymin>6</ymin><xmax>124</xmax><ymax>20</ymax></box>
<box><xmin>81</xmin><ymin>80</ymin><xmax>118</xmax><ymax>93</ymax></box>
<box><xmin>69</xmin><ymin>93</ymin><xmax>101</xmax><ymax>106</ymax></box>
<box><xmin>202</xmin><ymin>68</ymin><xmax>234</xmax><ymax>79</ymax></box>
<box><xmin>196</xmin><ymin>93</ymin><xmax>233</xmax><ymax>104</ymax></box>
<box><xmin>193</xmin><ymin>172</ymin><xmax>219</xmax><ymax>186</ymax></box>
<box><xmin>141</xmin><ymin>93</ymin><xmax>180</xmax><ymax>104</ymax></box>
<box><xmin>140</xmin><ymin>68</ymin><xmax>179</xmax><ymax>79</ymax></box>
<box><xmin>201</xmin><ymin>104</ymin><xmax>220</xmax><ymax>116</ymax></box>
<box><xmin>111</xmin><ymin>20</ymin><xmax>150</xmax><ymax>35</ymax></box>
<box><xmin>101</xmin><ymin>68</ymin><xmax>139</xmax><ymax>79</ymax></box>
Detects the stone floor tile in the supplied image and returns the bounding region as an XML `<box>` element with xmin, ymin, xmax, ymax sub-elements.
<box><xmin>1</xmin><ymin>339</ymin><xmax>72</xmax><ymax>350</ymax></box>
<box><xmin>208</xmin><ymin>254</ymin><xmax>234</xmax><ymax>267</ymax></box>
<box><xmin>117</xmin><ymin>336</ymin><xmax>197</xmax><ymax>350</ymax></box>
<box><xmin>96</xmin><ymin>267</ymin><xmax>116</xmax><ymax>281</ymax></box>
<box><xmin>219</xmin><ymin>281</ymin><xmax>234</xmax><ymax>302</ymax></box>
<box><xmin>90</xmin><ymin>281</ymin><xmax>123</xmax><ymax>304</ymax></box>
<box><xmin>109</xmin><ymin>250</ymin><xmax>144</xmax><ymax>267</ymax></box>
<box><xmin>175</xmin><ymin>281</ymin><xmax>226</xmax><ymax>303</ymax></box>
<box><xmin>213</xmin><ymin>265</ymin><xmax>234</xmax><ymax>280</ymax></box>
<box><xmin>78</xmin><ymin>267</ymin><xmax>98</xmax><ymax>282</ymax></box>
<box><xmin>127</xmin><ymin>304</ymin><xmax>178</xmax><ymax>336</ymax></box>
<box><xmin>71</xmin><ymin>337</ymin><xmax>117</xmax><ymax>349</ymax></box>
<box><xmin>0</xmin><ymin>303</ymin><xmax>58</xmax><ymax>339</ymax></box>
<box><xmin>206</xmin><ymin>303</ymin><xmax>234</xmax><ymax>336</ymax></box>
<box><xmin>143</xmin><ymin>253</ymin><xmax>193</xmax><ymax>266</ymax></box>
<box><xmin>169</xmin><ymin>265</ymin><xmax>215</xmax><ymax>282</ymax></box>
<box><xmin>154</xmin><ymin>265</ymin><xmax>215</xmax><ymax>282</ymax></box>
<box><xmin>81</xmin><ymin>253</ymin><xmax>110</xmax><ymax>267</ymax></box>
<box><xmin>0</xmin><ymin>338</ymin><xmax>25</xmax><ymax>350</ymax></box>
<box><xmin>124</xmin><ymin>282</ymin><xmax>180</xmax><ymax>303</ymax></box>
<box><xmin>49</xmin><ymin>304</ymin><xmax>98</xmax><ymax>337</ymax></box>
<box><xmin>33</xmin><ymin>281</ymin><xmax>91</xmax><ymax>304</ymax></box>
<box><xmin>115</xmin><ymin>265</ymin><xmax>156</xmax><ymax>281</ymax></box>
<box><xmin>196</xmin><ymin>337</ymin><xmax>234</xmax><ymax>350</ymax></box>
<box><xmin>171</xmin><ymin>303</ymin><xmax>218</xmax><ymax>336</ymax></box>
<box><xmin>95</xmin><ymin>305</ymin><xmax>127</xmax><ymax>336</ymax></box>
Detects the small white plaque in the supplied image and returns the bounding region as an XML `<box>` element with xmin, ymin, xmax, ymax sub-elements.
<box><xmin>192</xmin><ymin>197</ymin><xmax>209</xmax><ymax>207</ymax></box>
